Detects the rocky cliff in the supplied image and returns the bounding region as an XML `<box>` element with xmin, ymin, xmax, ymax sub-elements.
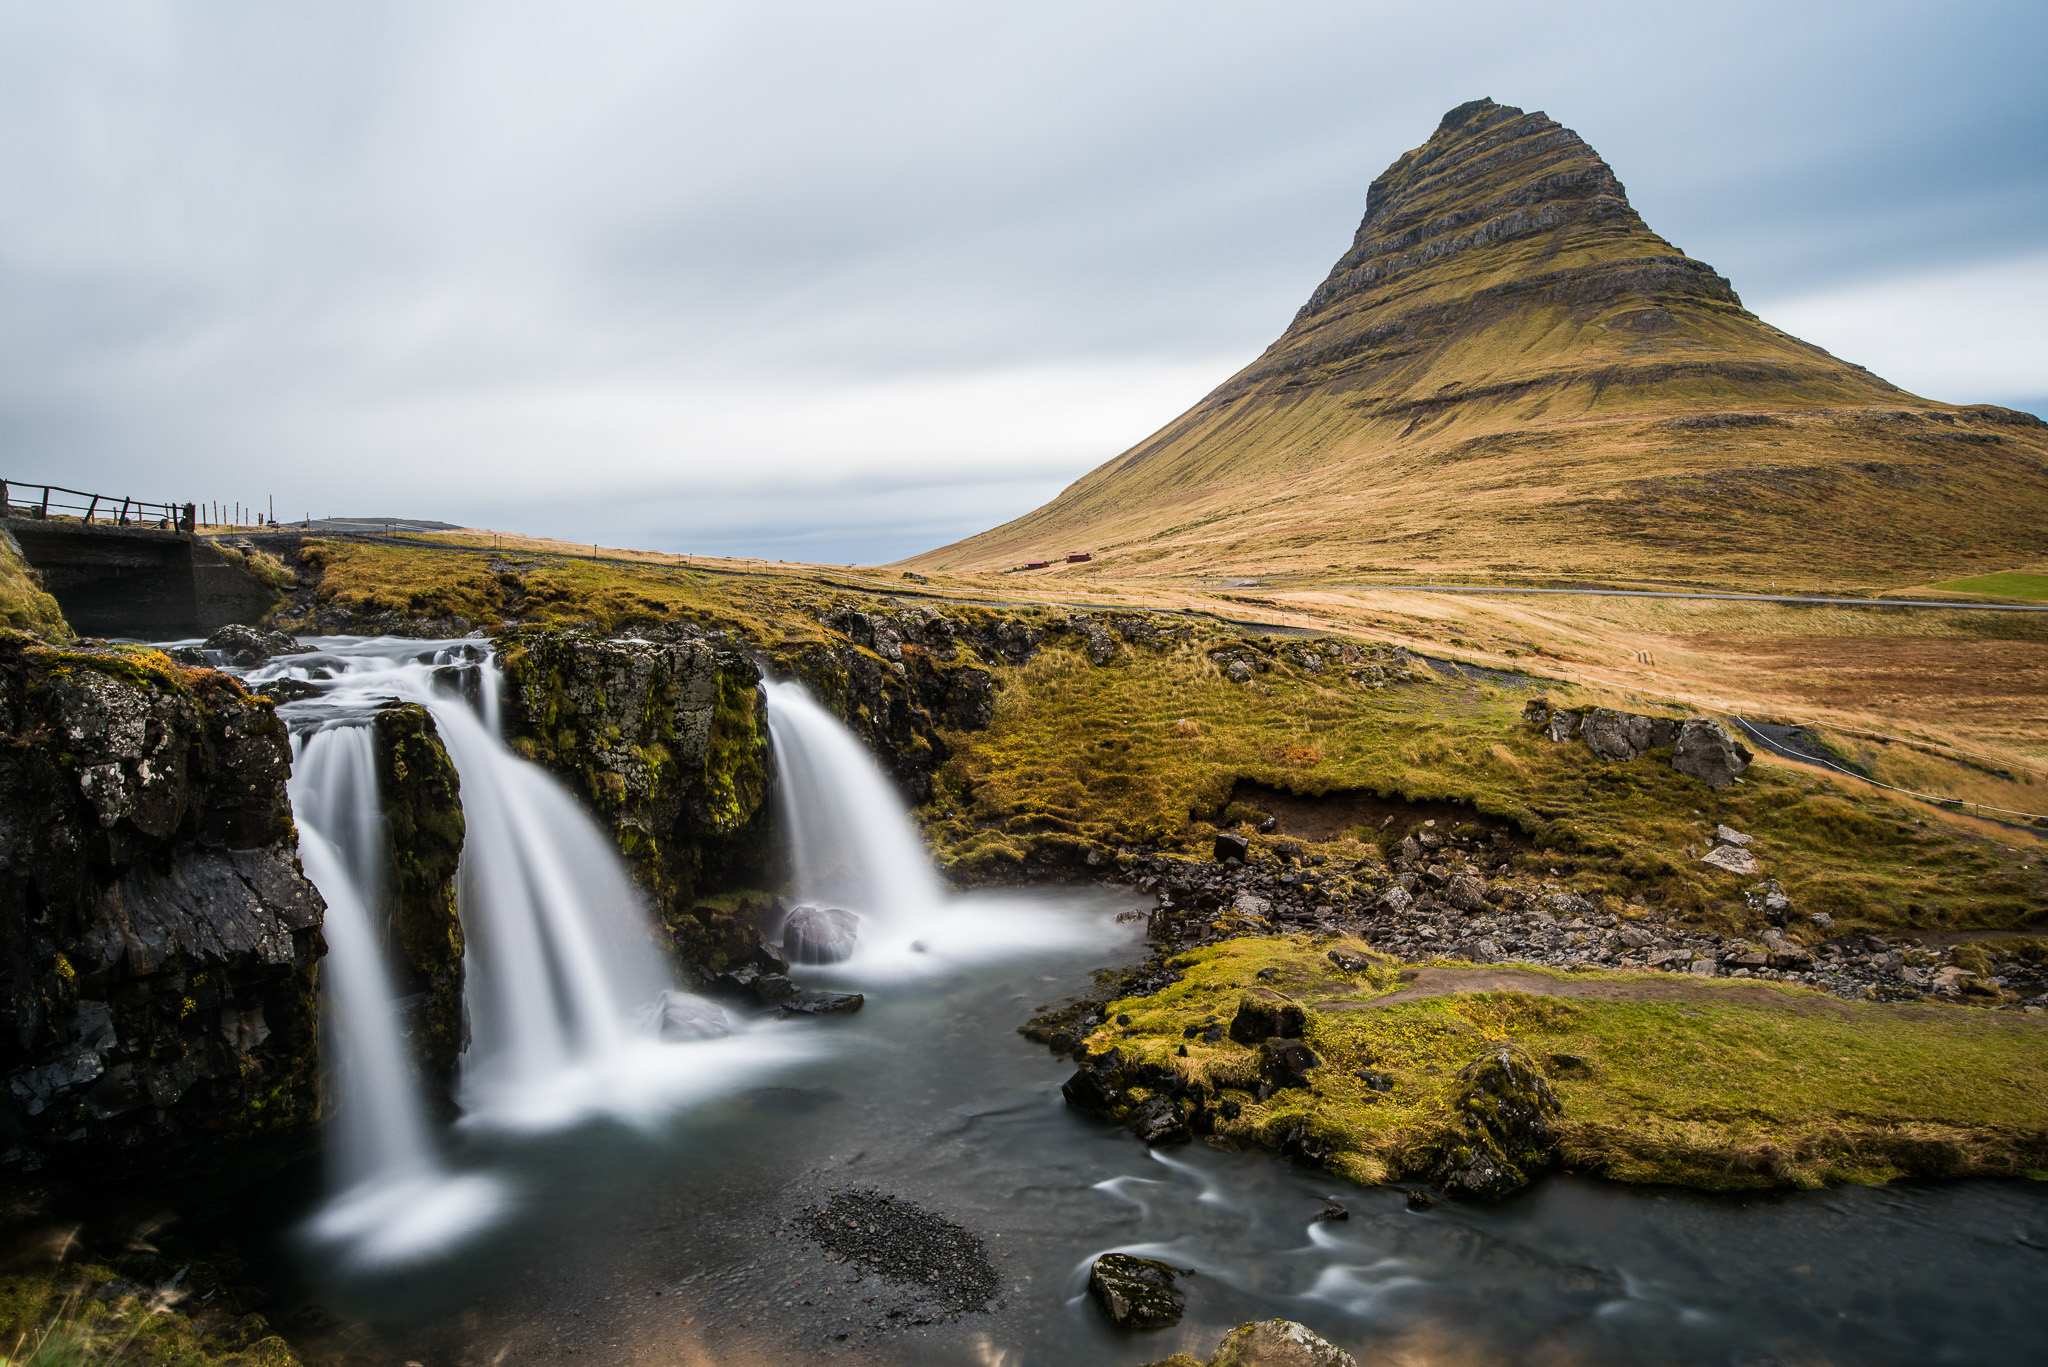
<box><xmin>909</xmin><ymin>98</ymin><xmax>2048</xmax><ymax>589</ymax></box>
<box><xmin>0</xmin><ymin>635</ymin><xmax>324</xmax><ymax>1180</ymax></box>
<box><xmin>370</xmin><ymin>702</ymin><xmax>466</xmax><ymax>1107</ymax></box>
<box><xmin>497</xmin><ymin>632</ymin><xmax>776</xmax><ymax>959</ymax></box>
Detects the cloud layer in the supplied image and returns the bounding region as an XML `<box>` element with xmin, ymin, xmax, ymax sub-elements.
<box><xmin>3</xmin><ymin>0</ymin><xmax>2042</xmax><ymax>562</ymax></box>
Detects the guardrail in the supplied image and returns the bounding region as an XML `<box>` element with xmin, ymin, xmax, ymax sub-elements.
<box><xmin>0</xmin><ymin>479</ymin><xmax>193</xmax><ymax>533</ymax></box>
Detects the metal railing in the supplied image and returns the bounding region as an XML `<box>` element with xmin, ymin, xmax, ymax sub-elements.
<box><xmin>0</xmin><ymin>479</ymin><xmax>193</xmax><ymax>532</ymax></box>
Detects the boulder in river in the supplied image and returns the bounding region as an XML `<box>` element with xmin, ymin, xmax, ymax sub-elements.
<box><xmin>1671</xmin><ymin>718</ymin><xmax>1753</xmax><ymax>787</ymax></box>
<box><xmin>1207</xmin><ymin>1319</ymin><xmax>1358</xmax><ymax>1367</ymax></box>
<box><xmin>201</xmin><ymin>622</ymin><xmax>300</xmax><ymax>666</ymax></box>
<box><xmin>1087</xmin><ymin>1252</ymin><xmax>1188</xmax><ymax>1329</ymax></box>
<box><xmin>779</xmin><ymin>988</ymin><xmax>864</xmax><ymax>1016</ymax></box>
<box><xmin>782</xmin><ymin>904</ymin><xmax>860</xmax><ymax>964</ymax></box>
<box><xmin>642</xmin><ymin>990</ymin><xmax>732</xmax><ymax>1041</ymax></box>
<box><xmin>1126</xmin><ymin>1094</ymin><xmax>1191</xmax><ymax>1145</ymax></box>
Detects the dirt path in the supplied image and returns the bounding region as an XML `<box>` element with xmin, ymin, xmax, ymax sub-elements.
<box><xmin>1315</xmin><ymin>965</ymin><xmax>2032</xmax><ymax>1027</ymax></box>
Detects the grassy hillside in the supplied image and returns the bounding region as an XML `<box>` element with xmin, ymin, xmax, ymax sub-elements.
<box><xmin>906</xmin><ymin>100</ymin><xmax>2048</xmax><ymax>589</ymax></box>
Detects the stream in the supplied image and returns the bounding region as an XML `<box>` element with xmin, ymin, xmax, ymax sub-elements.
<box><xmin>213</xmin><ymin>636</ymin><xmax>2046</xmax><ymax>1367</ymax></box>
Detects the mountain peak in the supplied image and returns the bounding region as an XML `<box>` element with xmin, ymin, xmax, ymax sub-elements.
<box><xmin>908</xmin><ymin>102</ymin><xmax>2048</xmax><ymax>589</ymax></box>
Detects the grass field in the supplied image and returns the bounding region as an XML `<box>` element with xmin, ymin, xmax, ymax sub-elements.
<box><xmin>1925</xmin><ymin>571</ymin><xmax>2048</xmax><ymax>601</ymax></box>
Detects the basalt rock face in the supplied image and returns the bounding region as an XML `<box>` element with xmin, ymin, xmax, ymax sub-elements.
<box><xmin>910</xmin><ymin>99</ymin><xmax>2048</xmax><ymax>586</ymax></box>
<box><xmin>776</xmin><ymin>607</ymin><xmax>1004</xmax><ymax>805</ymax></box>
<box><xmin>499</xmin><ymin>629</ymin><xmax>774</xmax><ymax>901</ymax></box>
<box><xmin>369</xmin><ymin>702</ymin><xmax>466</xmax><ymax>1104</ymax></box>
<box><xmin>0</xmin><ymin>636</ymin><xmax>324</xmax><ymax>1180</ymax></box>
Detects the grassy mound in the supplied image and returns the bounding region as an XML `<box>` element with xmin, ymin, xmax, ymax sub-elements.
<box><xmin>1082</xmin><ymin>936</ymin><xmax>2048</xmax><ymax>1191</ymax></box>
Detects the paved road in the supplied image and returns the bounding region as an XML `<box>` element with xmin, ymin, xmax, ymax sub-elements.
<box><xmin>1327</xmin><ymin>584</ymin><xmax>2048</xmax><ymax>612</ymax></box>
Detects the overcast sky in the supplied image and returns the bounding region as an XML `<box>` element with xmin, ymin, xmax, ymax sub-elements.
<box><xmin>3</xmin><ymin>1</ymin><xmax>2043</xmax><ymax>564</ymax></box>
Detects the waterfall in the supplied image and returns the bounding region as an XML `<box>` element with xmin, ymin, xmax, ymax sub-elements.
<box><xmin>289</xmin><ymin>724</ymin><xmax>505</xmax><ymax>1268</ymax></box>
<box><xmin>762</xmin><ymin>680</ymin><xmax>945</xmax><ymax>930</ymax></box>
<box><xmin>255</xmin><ymin>637</ymin><xmax>820</xmax><ymax>1266</ymax></box>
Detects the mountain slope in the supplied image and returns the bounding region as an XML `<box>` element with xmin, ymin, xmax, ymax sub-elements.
<box><xmin>908</xmin><ymin>99</ymin><xmax>2048</xmax><ymax>589</ymax></box>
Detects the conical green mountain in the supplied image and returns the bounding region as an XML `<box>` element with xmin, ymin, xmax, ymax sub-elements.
<box><xmin>909</xmin><ymin>99</ymin><xmax>2048</xmax><ymax>589</ymax></box>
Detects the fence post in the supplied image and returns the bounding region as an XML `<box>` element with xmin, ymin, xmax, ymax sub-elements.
<box><xmin>182</xmin><ymin>503</ymin><xmax>196</xmax><ymax>535</ymax></box>
<box><xmin>84</xmin><ymin>495</ymin><xmax>99</xmax><ymax>524</ymax></box>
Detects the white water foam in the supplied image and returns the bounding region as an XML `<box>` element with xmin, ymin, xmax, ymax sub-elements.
<box><xmin>762</xmin><ymin>680</ymin><xmax>1123</xmax><ymax>981</ymax></box>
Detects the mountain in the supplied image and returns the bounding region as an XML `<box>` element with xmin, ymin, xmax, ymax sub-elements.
<box><xmin>907</xmin><ymin>99</ymin><xmax>2048</xmax><ymax>589</ymax></box>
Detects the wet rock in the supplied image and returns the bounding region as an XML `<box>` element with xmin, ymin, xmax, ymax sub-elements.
<box><xmin>1126</xmin><ymin>1094</ymin><xmax>1191</xmax><ymax>1145</ymax></box>
<box><xmin>642</xmin><ymin>990</ymin><xmax>733</xmax><ymax>1040</ymax></box>
<box><xmin>1209</xmin><ymin>1319</ymin><xmax>1358</xmax><ymax>1367</ymax></box>
<box><xmin>498</xmin><ymin>632</ymin><xmax>774</xmax><ymax>960</ymax></box>
<box><xmin>0</xmin><ymin>638</ymin><xmax>323</xmax><ymax>1180</ymax></box>
<box><xmin>1061</xmin><ymin>1056</ymin><xmax>1122</xmax><ymax>1113</ymax></box>
<box><xmin>1087</xmin><ymin>1252</ymin><xmax>1188</xmax><ymax>1329</ymax></box>
<box><xmin>201</xmin><ymin>623</ymin><xmax>300</xmax><ymax>666</ymax></box>
<box><xmin>1671</xmin><ymin>718</ymin><xmax>1753</xmax><ymax>787</ymax></box>
<box><xmin>1214</xmin><ymin>831</ymin><xmax>1251</xmax><ymax>863</ymax></box>
<box><xmin>254</xmin><ymin>677</ymin><xmax>321</xmax><ymax>703</ymax></box>
<box><xmin>1326</xmin><ymin>948</ymin><xmax>1373</xmax><ymax>974</ymax></box>
<box><xmin>1429</xmin><ymin>1046</ymin><xmax>1559</xmax><ymax>1199</ymax></box>
<box><xmin>1406</xmin><ymin>1189</ymin><xmax>1436</xmax><ymax>1211</ymax></box>
<box><xmin>780</xmin><ymin>988</ymin><xmax>865</xmax><ymax>1016</ymax></box>
<box><xmin>1313</xmin><ymin>1199</ymin><xmax>1349</xmax><ymax>1222</ymax></box>
<box><xmin>1229</xmin><ymin>995</ymin><xmax>1306</xmax><ymax>1044</ymax></box>
<box><xmin>783</xmin><ymin>905</ymin><xmax>861</xmax><ymax>965</ymax></box>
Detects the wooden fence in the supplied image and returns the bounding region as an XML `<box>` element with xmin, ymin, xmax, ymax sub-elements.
<box><xmin>0</xmin><ymin>479</ymin><xmax>194</xmax><ymax>533</ymax></box>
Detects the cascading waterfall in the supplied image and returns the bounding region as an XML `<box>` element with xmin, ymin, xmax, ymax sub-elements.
<box><xmin>254</xmin><ymin>638</ymin><xmax>809</xmax><ymax>1266</ymax></box>
<box><xmin>761</xmin><ymin>679</ymin><xmax>1086</xmax><ymax>975</ymax></box>
<box><xmin>288</xmin><ymin>723</ymin><xmax>504</xmax><ymax>1268</ymax></box>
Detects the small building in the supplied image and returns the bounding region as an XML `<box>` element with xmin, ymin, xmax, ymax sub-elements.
<box><xmin>1024</xmin><ymin>559</ymin><xmax>1049</xmax><ymax>570</ymax></box>
<box><xmin>1065</xmin><ymin>550</ymin><xmax>1092</xmax><ymax>563</ymax></box>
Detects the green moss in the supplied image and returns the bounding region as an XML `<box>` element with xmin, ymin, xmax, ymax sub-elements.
<box><xmin>0</xmin><ymin>534</ymin><xmax>68</xmax><ymax>640</ymax></box>
<box><xmin>1085</xmin><ymin>936</ymin><xmax>2048</xmax><ymax>1191</ymax></box>
<box><xmin>372</xmin><ymin>702</ymin><xmax>467</xmax><ymax>1091</ymax></box>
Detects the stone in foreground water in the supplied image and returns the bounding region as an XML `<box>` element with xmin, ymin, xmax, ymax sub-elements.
<box><xmin>782</xmin><ymin>904</ymin><xmax>861</xmax><ymax>964</ymax></box>
<box><xmin>1088</xmin><ymin>1252</ymin><xmax>1188</xmax><ymax>1329</ymax></box>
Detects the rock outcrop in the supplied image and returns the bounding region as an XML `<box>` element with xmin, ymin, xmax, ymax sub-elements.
<box><xmin>0</xmin><ymin>635</ymin><xmax>325</xmax><ymax>1179</ymax></box>
<box><xmin>370</xmin><ymin>702</ymin><xmax>467</xmax><ymax>1104</ymax></box>
<box><xmin>1088</xmin><ymin>1252</ymin><xmax>1188</xmax><ymax>1329</ymax></box>
<box><xmin>498</xmin><ymin>632</ymin><xmax>775</xmax><ymax>933</ymax></box>
<box><xmin>1525</xmin><ymin>701</ymin><xmax>1750</xmax><ymax>786</ymax></box>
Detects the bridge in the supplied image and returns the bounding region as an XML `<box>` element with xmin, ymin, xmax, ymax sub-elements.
<box><xmin>3</xmin><ymin>480</ymin><xmax>280</xmax><ymax>638</ymax></box>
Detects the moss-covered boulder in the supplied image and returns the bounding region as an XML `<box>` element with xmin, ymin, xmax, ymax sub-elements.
<box><xmin>1428</xmin><ymin>1045</ymin><xmax>1559</xmax><ymax>1198</ymax></box>
<box><xmin>0</xmin><ymin>634</ymin><xmax>324</xmax><ymax>1182</ymax></box>
<box><xmin>1088</xmin><ymin>1252</ymin><xmax>1188</xmax><ymax>1329</ymax></box>
<box><xmin>497</xmin><ymin>631</ymin><xmax>774</xmax><ymax>951</ymax></box>
<box><xmin>370</xmin><ymin>701</ymin><xmax>465</xmax><ymax>1107</ymax></box>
